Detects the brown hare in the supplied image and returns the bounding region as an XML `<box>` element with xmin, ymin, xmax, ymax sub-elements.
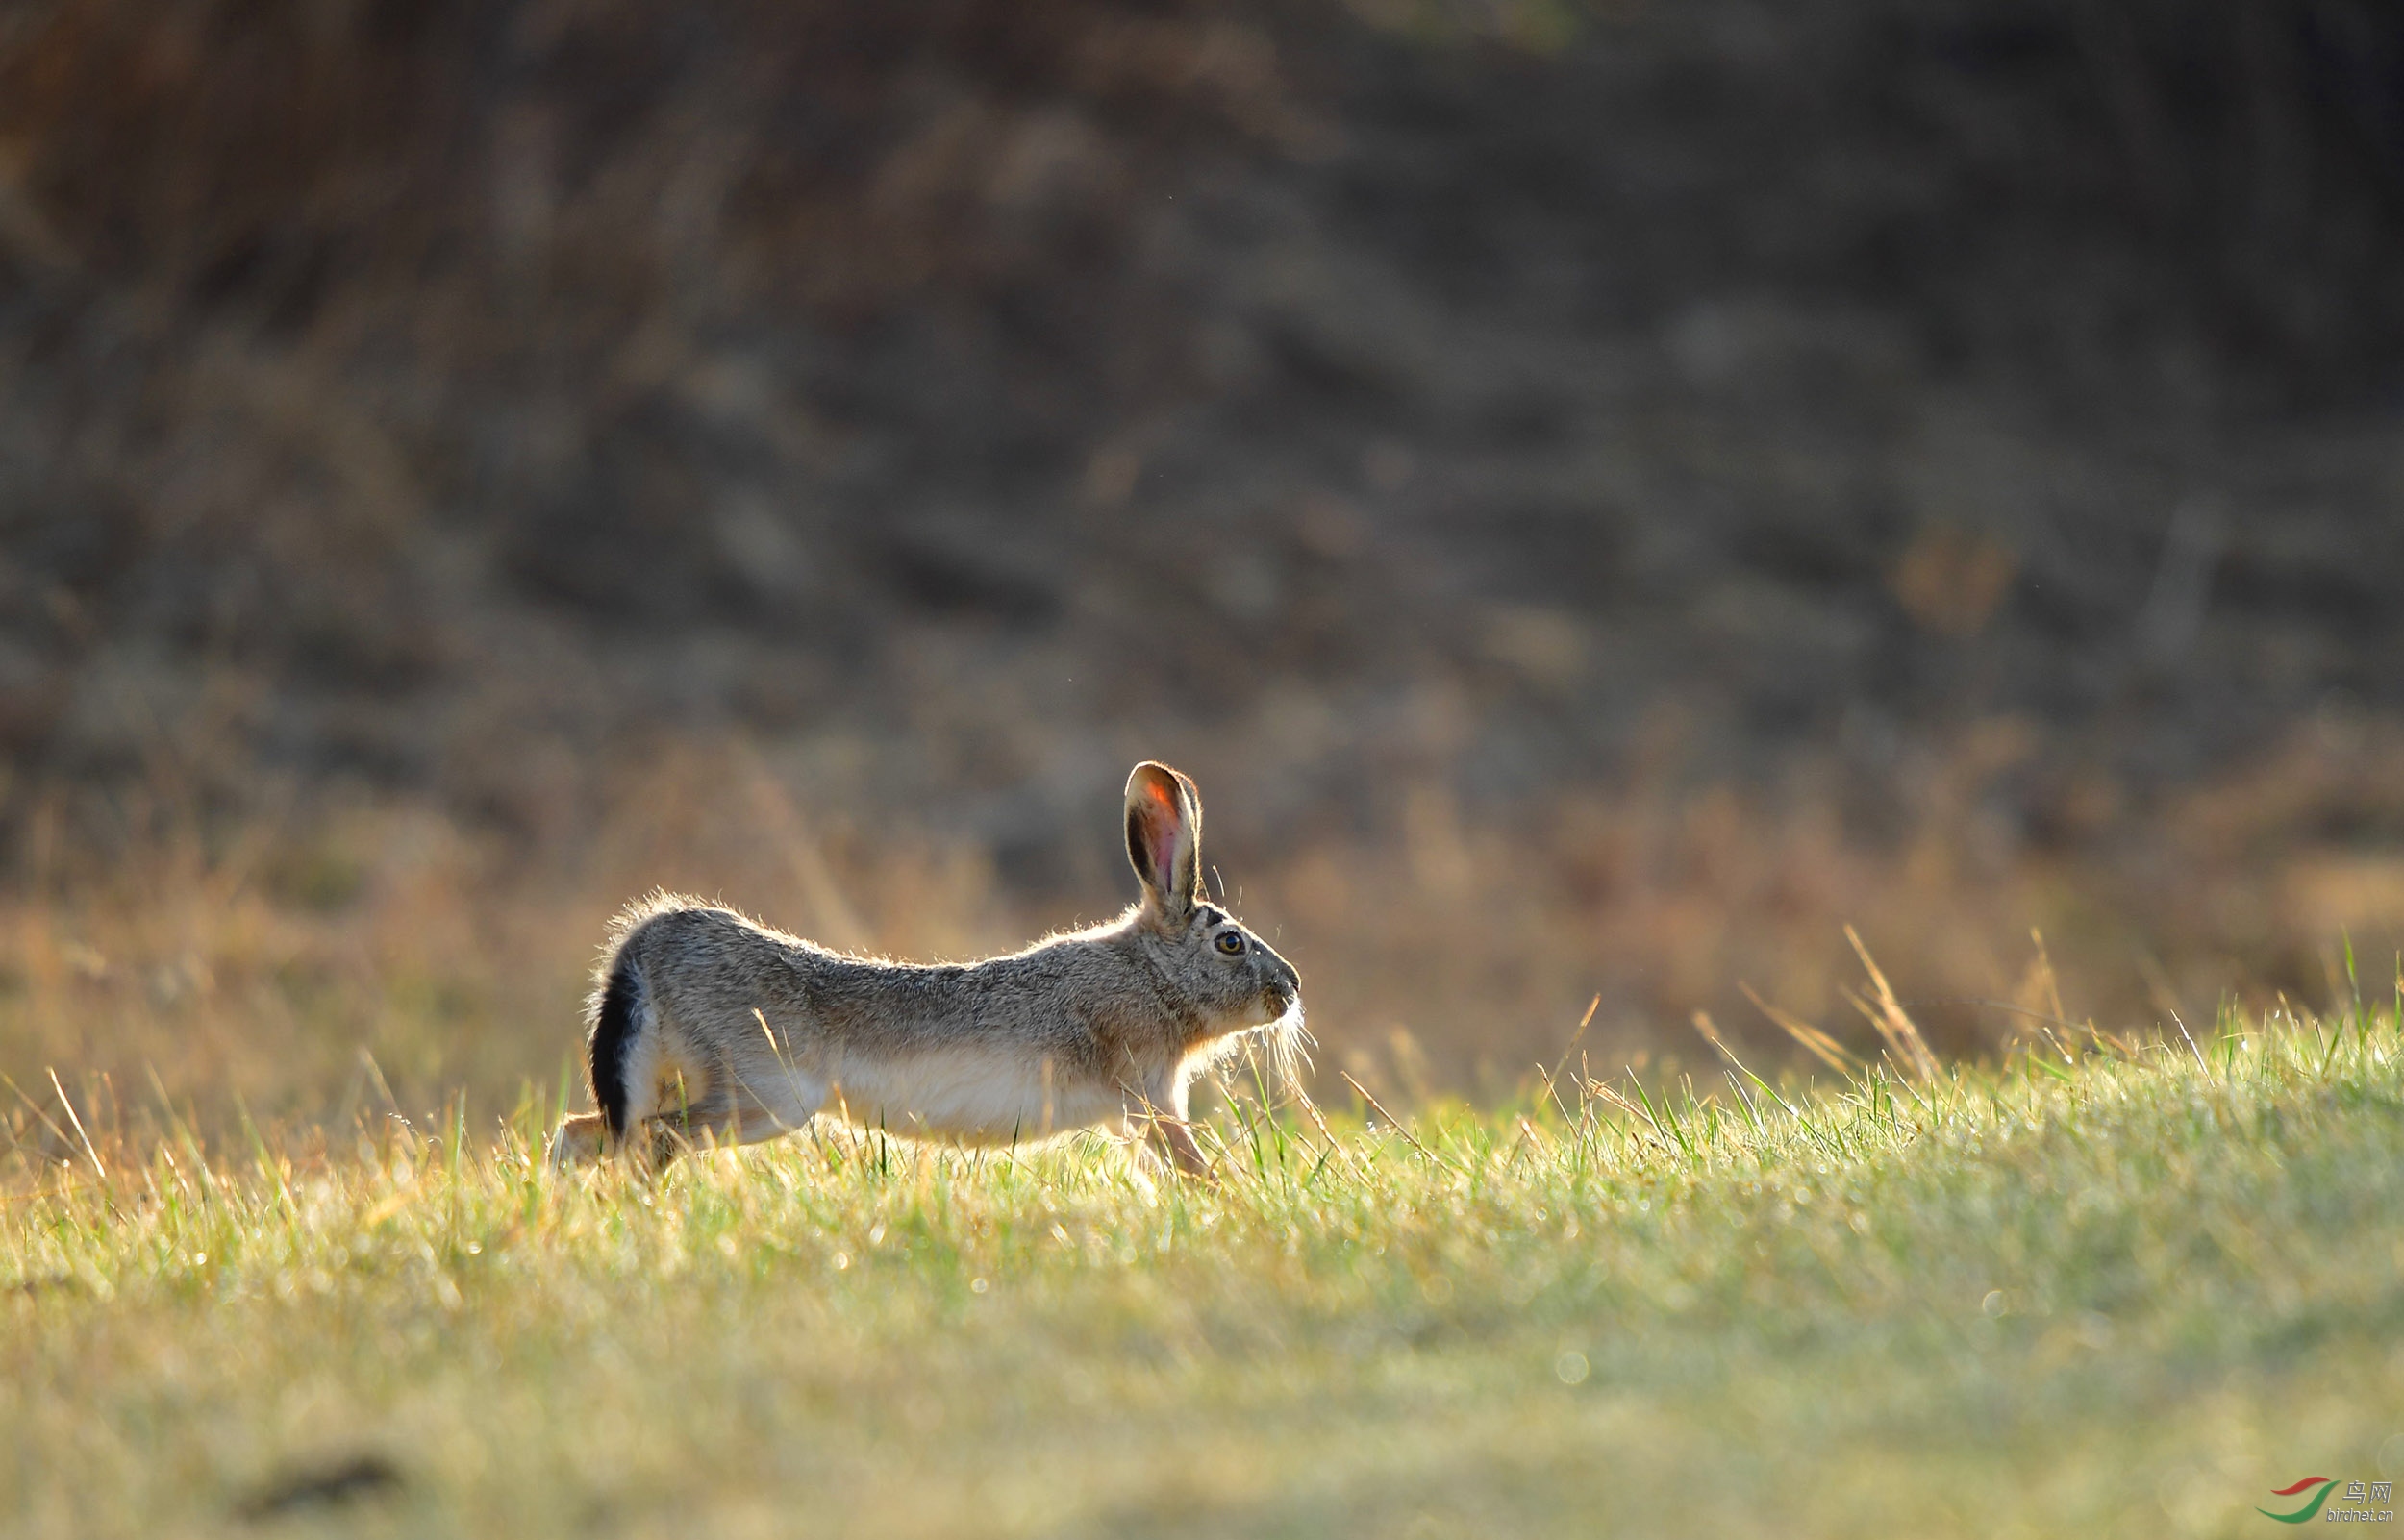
<box><xmin>550</xmin><ymin>761</ymin><xmax>1304</xmax><ymax>1176</ymax></box>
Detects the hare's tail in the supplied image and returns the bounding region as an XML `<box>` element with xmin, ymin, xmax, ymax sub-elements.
<box><xmin>589</xmin><ymin>957</ymin><xmax>645</xmax><ymax>1143</ymax></box>
<box><xmin>556</xmin><ymin>946</ymin><xmax>707</xmax><ymax>1166</ymax></box>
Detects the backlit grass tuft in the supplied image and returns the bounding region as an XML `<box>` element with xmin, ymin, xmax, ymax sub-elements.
<box><xmin>8</xmin><ymin>1008</ymin><xmax>2404</xmax><ymax>1537</ymax></box>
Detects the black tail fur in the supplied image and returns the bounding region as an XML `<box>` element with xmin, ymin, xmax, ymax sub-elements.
<box><xmin>590</xmin><ymin>961</ymin><xmax>639</xmax><ymax>1141</ymax></box>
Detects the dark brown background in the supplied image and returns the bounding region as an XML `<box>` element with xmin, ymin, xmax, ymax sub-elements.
<box><xmin>4</xmin><ymin>0</ymin><xmax>2403</xmax><ymax>1127</ymax></box>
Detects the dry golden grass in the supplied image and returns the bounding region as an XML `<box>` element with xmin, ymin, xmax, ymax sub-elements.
<box><xmin>8</xmin><ymin>722</ymin><xmax>2404</xmax><ymax>1150</ymax></box>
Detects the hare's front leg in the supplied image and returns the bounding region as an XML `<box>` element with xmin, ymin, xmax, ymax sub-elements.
<box><xmin>1155</xmin><ymin>1116</ymin><xmax>1213</xmax><ymax>1179</ymax></box>
<box><xmin>1133</xmin><ymin>1076</ymin><xmax>1215</xmax><ymax>1182</ymax></box>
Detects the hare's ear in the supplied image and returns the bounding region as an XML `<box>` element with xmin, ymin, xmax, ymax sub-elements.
<box><xmin>1124</xmin><ymin>761</ymin><xmax>1202</xmax><ymax>925</ymax></box>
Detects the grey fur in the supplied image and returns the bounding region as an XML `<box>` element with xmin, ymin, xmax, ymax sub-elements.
<box><xmin>551</xmin><ymin>761</ymin><xmax>1304</xmax><ymax>1175</ymax></box>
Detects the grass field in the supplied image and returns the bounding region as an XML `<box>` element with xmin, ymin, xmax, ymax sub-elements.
<box><xmin>7</xmin><ymin>1004</ymin><xmax>2404</xmax><ymax>1538</ymax></box>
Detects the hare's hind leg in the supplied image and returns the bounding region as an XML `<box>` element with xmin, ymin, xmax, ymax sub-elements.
<box><xmin>638</xmin><ymin>1056</ymin><xmax>825</xmax><ymax>1160</ymax></box>
<box><xmin>635</xmin><ymin>1061</ymin><xmax>731</xmax><ymax>1163</ymax></box>
<box><xmin>550</xmin><ymin>1111</ymin><xmax>611</xmax><ymax>1168</ymax></box>
<box><xmin>721</xmin><ymin>1056</ymin><xmax>828</xmax><ymax>1148</ymax></box>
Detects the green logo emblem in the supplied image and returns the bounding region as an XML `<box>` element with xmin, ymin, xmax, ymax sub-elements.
<box><xmin>2259</xmin><ymin>1478</ymin><xmax>2337</xmax><ymax>1524</ymax></box>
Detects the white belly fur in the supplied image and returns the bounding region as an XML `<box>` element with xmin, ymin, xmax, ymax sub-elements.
<box><xmin>826</xmin><ymin>1049</ymin><xmax>1129</xmax><ymax>1143</ymax></box>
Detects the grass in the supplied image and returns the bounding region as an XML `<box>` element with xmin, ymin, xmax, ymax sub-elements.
<box><xmin>7</xmin><ymin>1006</ymin><xmax>2404</xmax><ymax>1538</ymax></box>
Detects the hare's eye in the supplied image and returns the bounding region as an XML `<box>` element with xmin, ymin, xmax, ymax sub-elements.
<box><xmin>1215</xmin><ymin>931</ymin><xmax>1245</xmax><ymax>956</ymax></box>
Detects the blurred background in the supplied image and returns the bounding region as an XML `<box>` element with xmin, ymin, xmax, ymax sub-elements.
<box><xmin>4</xmin><ymin>0</ymin><xmax>2404</xmax><ymax>1137</ymax></box>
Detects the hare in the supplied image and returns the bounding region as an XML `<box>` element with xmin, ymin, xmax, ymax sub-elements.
<box><xmin>550</xmin><ymin>761</ymin><xmax>1304</xmax><ymax>1176</ymax></box>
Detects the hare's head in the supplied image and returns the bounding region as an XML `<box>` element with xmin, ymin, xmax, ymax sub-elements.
<box><xmin>1123</xmin><ymin>762</ymin><xmax>1306</xmax><ymax>1070</ymax></box>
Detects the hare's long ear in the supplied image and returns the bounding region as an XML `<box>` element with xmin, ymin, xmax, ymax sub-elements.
<box><xmin>1125</xmin><ymin>761</ymin><xmax>1202</xmax><ymax>926</ymax></box>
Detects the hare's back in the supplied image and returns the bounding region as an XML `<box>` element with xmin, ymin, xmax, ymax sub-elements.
<box><xmin>619</xmin><ymin>903</ymin><xmax>819</xmax><ymax>1010</ymax></box>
